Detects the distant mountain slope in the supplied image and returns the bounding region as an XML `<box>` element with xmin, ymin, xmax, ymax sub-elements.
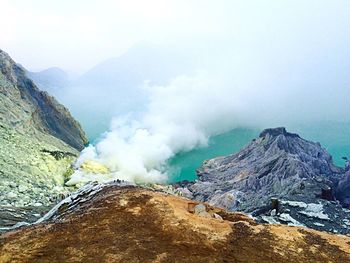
<box><xmin>27</xmin><ymin>67</ymin><xmax>69</xmax><ymax>92</ymax></box>
<box><xmin>0</xmin><ymin>49</ymin><xmax>87</xmax><ymax>150</ymax></box>
<box><xmin>60</xmin><ymin>43</ymin><xmax>199</xmax><ymax>140</ymax></box>
<box><xmin>77</xmin><ymin>43</ymin><xmax>197</xmax><ymax>87</ymax></box>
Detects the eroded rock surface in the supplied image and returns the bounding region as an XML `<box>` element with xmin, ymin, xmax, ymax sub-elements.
<box><xmin>0</xmin><ymin>49</ymin><xmax>88</xmax><ymax>230</ymax></box>
<box><xmin>1</xmin><ymin>184</ymin><xmax>349</xmax><ymax>263</ymax></box>
<box><xmin>175</xmin><ymin>127</ymin><xmax>350</xmax><ymax>234</ymax></box>
<box><xmin>0</xmin><ymin>49</ymin><xmax>87</xmax><ymax>150</ymax></box>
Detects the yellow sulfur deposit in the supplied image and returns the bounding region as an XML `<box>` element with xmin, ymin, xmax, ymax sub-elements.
<box><xmin>80</xmin><ymin>160</ymin><xmax>110</xmax><ymax>174</ymax></box>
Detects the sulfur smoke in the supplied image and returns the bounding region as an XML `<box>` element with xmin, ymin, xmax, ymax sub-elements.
<box><xmin>66</xmin><ymin>71</ymin><xmax>240</xmax><ymax>185</ymax></box>
<box><xmin>66</xmin><ymin>54</ymin><xmax>350</xmax><ymax>186</ymax></box>
<box><xmin>64</xmin><ymin>1</ymin><xmax>350</xmax><ymax>185</ymax></box>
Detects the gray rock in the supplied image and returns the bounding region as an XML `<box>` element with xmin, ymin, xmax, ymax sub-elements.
<box><xmin>0</xmin><ymin>205</ymin><xmax>51</xmax><ymax>233</ymax></box>
<box><xmin>281</xmin><ymin>200</ymin><xmax>308</xmax><ymax>208</ymax></box>
<box><xmin>194</xmin><ymin>204</ymin><xmax>206</xmax><ymax>214</ymax></box>
<box><xmin>298</xmin><ymin>203</ymin><xmax>329</xmax><ymax>220</ymax></box>
<box><xmin>278</xmin><ymin>213</ymin><xmax>304</xmax><ymax>226</ymax></box>
<box><xmin>335</xmin><ymin>170</ymin><xmax>350</xmax><ymax>208</ymax></box>
<box><xmin>261</xmin><ymin>215</ymin><xmax>280</xmax><ymax>225</ymax></box>
<box><xmin>270</xmin><ymin>209</ymin><xmax>277</xmax><ymax>216</ymax></box>
<box><xmin>197</xmin><ymin>211</ymin><xmax>212</xmax><ymax>218</ymax></box>
<box><xmin>176</xmin><ymin>127</ymin><xmax>350</xmax><ymax>234</ymax></box>
<box><xmin>7</xmin><ymin>192</ymin><xmax>17</xmax><ymax>199</ymax></box>
<box><xmin>176</xmin><ymin>187</ymin><xmax>194</xmax><ymax>199</ymax></box>
<box><xmin>18</xmin><ymin>185</ymin><xmax>28</xmax><ymax>193</ymax></box>
<box><xmin>0</xmin><ymin>49</ymin><xmax>87</xmax><ymax>150</ymax></box>
<box><xmin>314</xmin><ymin>222</ymin><xmax>325</xmax><ymax>227</ymax></box>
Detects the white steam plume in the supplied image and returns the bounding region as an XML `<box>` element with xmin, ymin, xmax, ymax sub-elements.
<box><xmin>67</xmin><ymin>71</ymin><xmax>240</xmax><ymax>185</ymax></box>
<box><xmin>66</xmin><ymin>31</ymin><xmax>350</xmax><ymax>186</ymax></box>
<box><xmin>66</xmin><ymin>52</ymin><xmax>350</xmax><ymax>186</ymax></box>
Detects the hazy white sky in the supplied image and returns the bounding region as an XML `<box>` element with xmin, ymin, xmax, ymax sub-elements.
<box><xmin>0</xmin><ymin>0</ymin><xmax>224</xmax><ymax>72</ymax></box>
<box><xmin>1</xmin><ymin>0</ymin><xmax>349</xmax><ymax>73</ymax></box>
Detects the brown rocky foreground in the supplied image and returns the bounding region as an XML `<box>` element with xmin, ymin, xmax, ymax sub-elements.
<box><xmin>1</xmin><ymin>186</ymin><xmax>350</xmax><ymax>263</ymax></box>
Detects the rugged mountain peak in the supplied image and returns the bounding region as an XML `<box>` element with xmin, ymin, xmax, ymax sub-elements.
<box><xmin>259</xmin><ymin>127</ymin><xmax>299</xmax><ymax>138</ymax></box>
<box><xmin>176</xmin><ymin>128</ymin><xmax>350</xmax><ymax>234</ymax></box>
<box><xmin>249</xmin><ymin>127</ymin><xmax>336</xmax><ymax>176</ymax></box>
<box><xmin>0</xmin><ymin>48</ymin><xmax>87</xmax><ymax>150</ymax></box>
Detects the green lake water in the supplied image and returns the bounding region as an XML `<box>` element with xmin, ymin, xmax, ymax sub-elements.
<box><xmin>84</xmin><ymin>122</ymin><xmax>350</xmax><ymax>183</ymax></box>
<box><xmin>167</xmin><ymin>123</ymin><xmax>350</xmax><ymax>183</ymax></box>
<box><xmin>168</xmin><ymin>128</ymin><xmax>259</xmax><ymax>182</ymax></box>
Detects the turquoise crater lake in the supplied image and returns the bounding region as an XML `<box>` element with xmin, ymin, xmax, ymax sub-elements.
<box><xmin>167</xmin><ymin>123</ymin><xmax>350</xmax><ymax>183</ymax></box>
<box><xmin>82</xmin><ymin>121</ymin><xmax>350</xmax><ymax>184</ymax></box>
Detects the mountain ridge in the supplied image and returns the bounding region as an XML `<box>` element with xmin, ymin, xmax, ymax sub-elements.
<box><xmin>0</xmin><ymin>48</ymin><xmax>88</xmax><ymax>230</ymax></box>
<box><xmin>176</xmin><ymin>127</ymin><xmax>350</xmax><ymax>234</ymax></box>
<box><xmin>0</xmin><ymin>49</ymin><xmax>87</xmax><ymax>150</ymax></box>
<box><xmin>27</xmin><ymin>67</ymin><xmax>69</xmax><ymax>92</ymax></box>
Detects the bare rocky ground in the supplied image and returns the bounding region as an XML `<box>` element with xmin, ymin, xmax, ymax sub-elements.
<box><xmin>1</xmin><ymin>184</ymin><xmax>349</xmax><ymax>263</ymax></box>
<box><xmin>0</xmin><ymin>124</ymin><xmax>76</xmax><ymax>232</ymax></box>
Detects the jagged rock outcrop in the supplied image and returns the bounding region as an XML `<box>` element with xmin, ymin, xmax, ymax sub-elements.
<box><xmin>335</xmin><ymin>169</ymin><xmax>350</xmax><ymax>208</ymax></box>
<box><xmin>0</xmin><ymin>49</ymin><xmax>88</xmax><ymax>230</ymax></box>
<box><xmin>1</xmin><ymin>183</ymin><xmax>349</xmax><ymax>262</ymax></box>
<box><xmin>175</xmin><ymin>127</ymin><xmax>350</xmax><ymax>234</ymax></box>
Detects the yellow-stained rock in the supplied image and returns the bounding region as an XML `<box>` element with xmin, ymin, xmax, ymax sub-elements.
<box><xmin>80</xmin><ymin>160</ymin><xmax>109</xmax><ymax>174</ymax></box>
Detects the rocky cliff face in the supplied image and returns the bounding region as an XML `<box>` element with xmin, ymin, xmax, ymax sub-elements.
<box><xmin>0</xmin><ymin>49</ymin><xmax>88</xmax><ymax>230</ymax></box>
<box><xmin>1</xmin><ymin>184</ymin><xmax>349</xmax><ymax>263</ymax></box>
<box><xmin>0</xmin><ymin>49</ymin><xmax>87</xmax><ymax>150</ymax></box>
<box><xmin>176</xmin><ymin>128</ymin><xmax>350</xmax><ymax>234</ymax></box>
<box><xmin>335</xmin><ymin>169</ymin><xmax>350</xmax><ymax>208</ymax></box>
